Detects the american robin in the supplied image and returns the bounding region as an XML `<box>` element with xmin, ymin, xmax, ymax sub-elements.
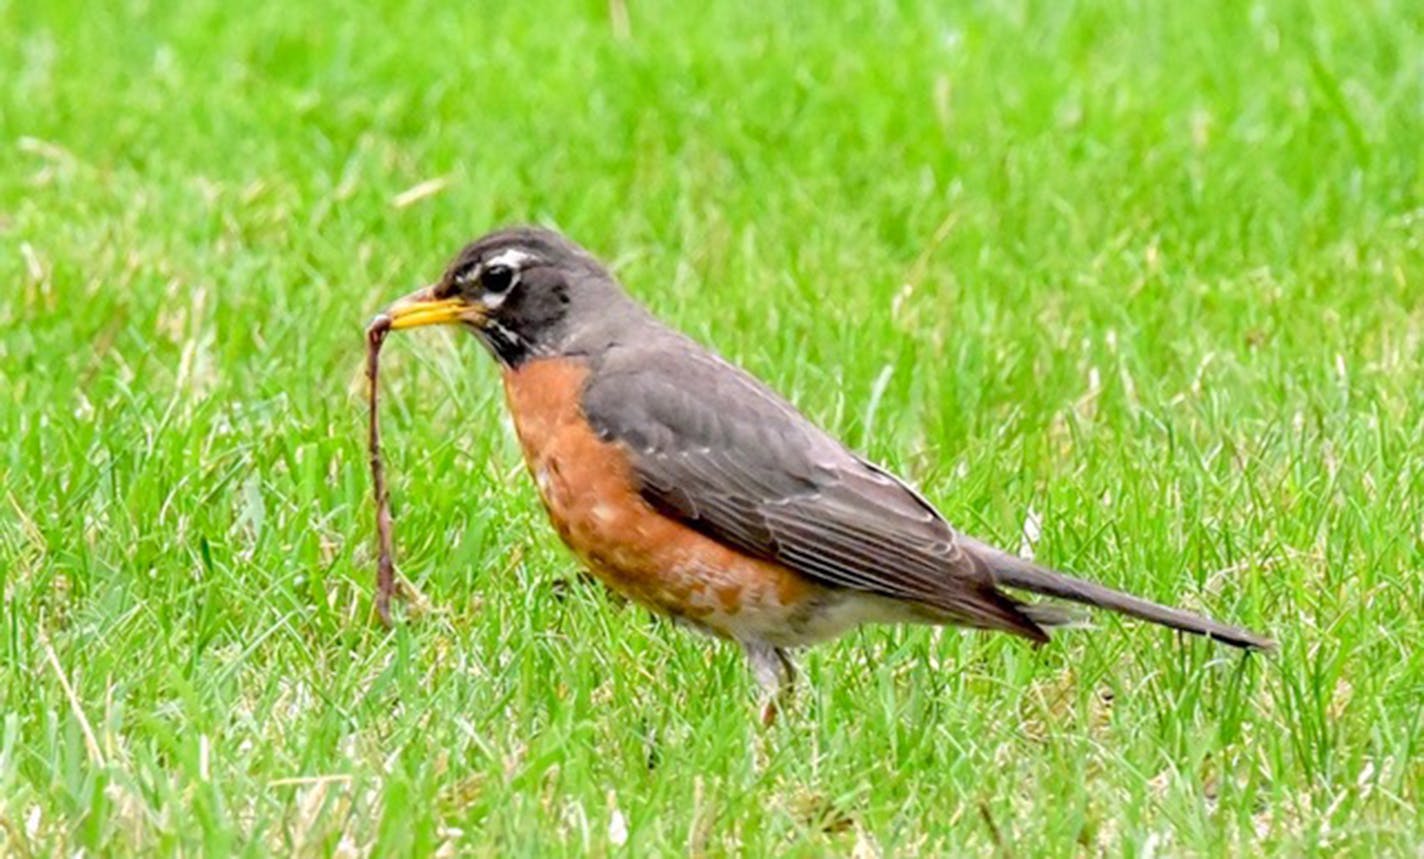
<box><xmin>378</xmin><ymin>226</ymin><xmax>1273</xmax><ymax>721</ymax></box>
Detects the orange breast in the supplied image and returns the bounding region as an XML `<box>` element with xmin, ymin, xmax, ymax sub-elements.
<box><xmin>500</xmin><ymin>358</ymin><xmax>817</xmax><ymax>638</ymax></box>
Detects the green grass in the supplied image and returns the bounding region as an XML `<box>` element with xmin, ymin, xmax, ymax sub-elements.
<box><xmin>3</xmin><ymin>0</ymin><xmax>1422</xmax><ymax>853</ymax></box>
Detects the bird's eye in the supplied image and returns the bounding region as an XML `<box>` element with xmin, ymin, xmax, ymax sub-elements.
<box><xmin>480</xmin><ymin>263</ymin><xmax>517</xmax><ymax>294</ymax></box>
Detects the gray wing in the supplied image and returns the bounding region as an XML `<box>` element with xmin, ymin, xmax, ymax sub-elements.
<box><xmin>581</xmin><ymin>341</ymin><xmax>1047</xmax><ymax>640</ymax></box>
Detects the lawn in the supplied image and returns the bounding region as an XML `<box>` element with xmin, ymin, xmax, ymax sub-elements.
<box><xmin>2</xmin><ymin>0</ymin><xmax>1422</xmax><ymax>854</ymax></box>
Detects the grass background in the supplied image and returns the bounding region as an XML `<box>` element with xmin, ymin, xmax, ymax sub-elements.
<box><xmin>3</xmin><ymin>0</ymin><xmax>1422</xmax><ymax>853</ymax></box>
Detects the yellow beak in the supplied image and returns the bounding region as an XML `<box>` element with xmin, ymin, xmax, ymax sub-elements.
<box><xmin>385</xmin><ymin>286</ymin><xmax>482</xmax><ymax>330</ymax></box>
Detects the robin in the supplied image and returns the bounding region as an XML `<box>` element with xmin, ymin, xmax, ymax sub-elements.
<box><xmin>378</xmin><ymin>226</ymin><xmax>1274</xmax><ymax>722</ymax></box>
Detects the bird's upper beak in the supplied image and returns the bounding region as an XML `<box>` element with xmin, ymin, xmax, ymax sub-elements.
<box><xmin>384</xmin><ymin>285</ymin><xmax>485</xmax><ymax>330</ymax></box>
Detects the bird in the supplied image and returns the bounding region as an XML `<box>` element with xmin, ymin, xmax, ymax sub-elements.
<box><xmin>378</xmin><ymin>226</ymin><xmax>1274</xmax><ymax>722</ymax></box>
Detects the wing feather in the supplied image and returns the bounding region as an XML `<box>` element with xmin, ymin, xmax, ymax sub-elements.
<box><xmin>581</xmin><ymin>341</ymin><xmax>1045</xmax><ymax>639</ymax></box>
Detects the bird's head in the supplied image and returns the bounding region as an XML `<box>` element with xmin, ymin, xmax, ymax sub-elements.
<box><xmin>382</xmin><ymin>226</ymin><xmax>640</xmax><ymax>366</ymax></box>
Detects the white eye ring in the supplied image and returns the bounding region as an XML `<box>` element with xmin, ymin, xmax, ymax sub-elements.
<box><xmin>485</xmin><ymin>248</ymin><xmax>534</xmax><ymax>270</ymax></box>
<box><xmin>480</xmin><ymin>263</ymin><xmax>517</xmax><ymax>294</ymax></box>
<box><xmin>476</xmin><ymin>248</ymin><xmax>534</xmax><ymax>307</ymax></box>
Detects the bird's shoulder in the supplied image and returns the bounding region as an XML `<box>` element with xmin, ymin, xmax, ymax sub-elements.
<box><xmin>581</xmin><ymin>334</ymin><xmax>837</xmax><ymax>464</ymax></box>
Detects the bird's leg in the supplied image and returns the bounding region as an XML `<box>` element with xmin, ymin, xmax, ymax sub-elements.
<box><xmin>743</xmin><ymin>641</ymin><xmax>797</xmax><ymax>727</ymax></box>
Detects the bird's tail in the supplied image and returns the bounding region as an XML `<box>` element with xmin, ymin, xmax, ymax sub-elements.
<box><xmin>963</xmin><ymin>536</ymin><xmax>1276</xmax><ymax>651</ymax></box>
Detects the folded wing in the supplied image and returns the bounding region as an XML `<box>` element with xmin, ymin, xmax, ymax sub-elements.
<box><xmin>581</xmin><ymin>341</ymin><xmax>1049</xmax><ymax>641</ymax></box>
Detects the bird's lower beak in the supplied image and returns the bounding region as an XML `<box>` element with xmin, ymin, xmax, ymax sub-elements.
<box><xmin>384</xmin><ymin>286</ymin><xmax>483</xmax><ymax>330</ymax></box>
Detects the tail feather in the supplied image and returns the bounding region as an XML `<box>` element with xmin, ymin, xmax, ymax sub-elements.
<box><xmin>964</xmin><ymin>537</ymin><xmax>1276</xmax><ymax>651</ymax></box>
